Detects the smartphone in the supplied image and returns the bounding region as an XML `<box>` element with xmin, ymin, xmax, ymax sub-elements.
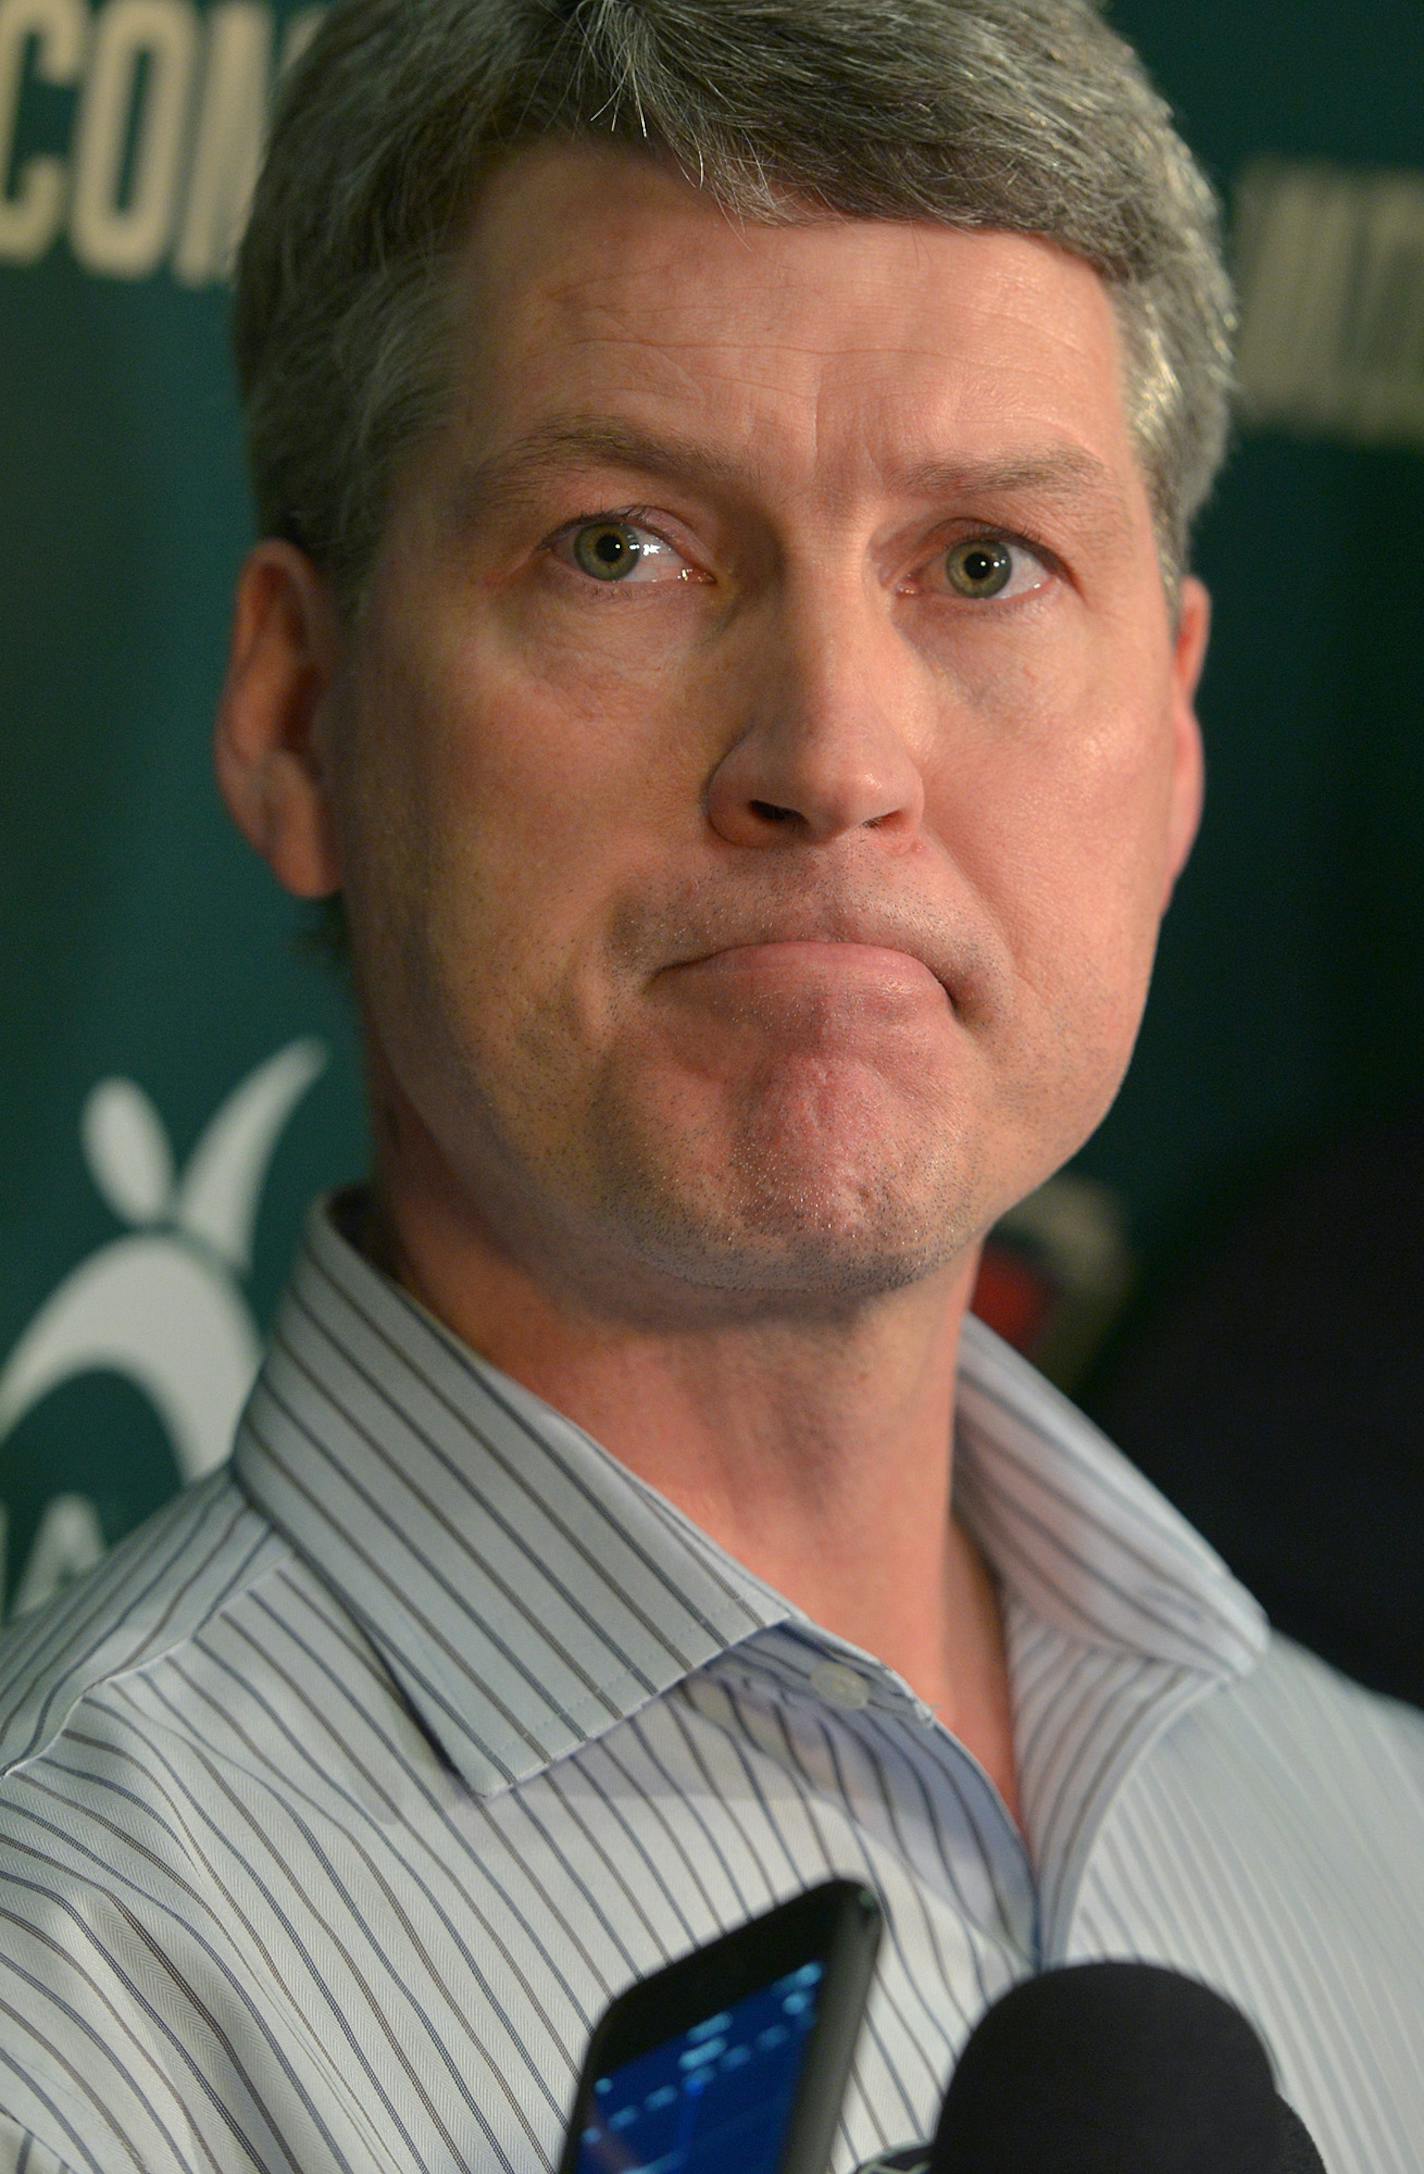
<box><xmin>556</xmin><ymin>1877</ymin><xmax>885</xmax><ymax>2174</ymax></box>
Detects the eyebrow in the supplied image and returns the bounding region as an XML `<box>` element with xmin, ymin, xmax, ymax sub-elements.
<box><xmin>447</xmin><ymin>414</ymin><xmax>1135</xmax><ymax>539</ymax></box>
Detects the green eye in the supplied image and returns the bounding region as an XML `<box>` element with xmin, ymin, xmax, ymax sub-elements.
<box><xmin>945</xmin><ymin>538</ymin><xmax>1014</xmax><ymax>598</ymax></box>
<box><xmin>572</xmin><ymin>522</ymin><xmax>643</xmax><ymax>581</ymax></box>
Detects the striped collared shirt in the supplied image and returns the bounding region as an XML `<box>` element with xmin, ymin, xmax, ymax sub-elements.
<box><xmin>0</xmin><ymin>1188</ymin><xmax>1420</xmax><ymax>2173</ymax></box>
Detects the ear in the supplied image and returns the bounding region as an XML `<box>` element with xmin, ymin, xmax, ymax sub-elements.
<box><xmin>1160</xmin><ymin>574</ymin><xmax>1210</xmax><ymax>913</ymax></box>
<box><xmin>214</xmin><ymin>540</ymin><xmax>346</xmax><ymax>898</ymax></box>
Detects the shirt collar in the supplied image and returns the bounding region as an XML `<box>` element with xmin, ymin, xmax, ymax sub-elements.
<box><xmin>233</xmin><ymin>1189</ymin><xmax>1266</xmax><ymax>1797</ymax></box>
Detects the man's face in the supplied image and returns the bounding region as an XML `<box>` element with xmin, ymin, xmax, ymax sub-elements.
<box><xmin>321</xmin><ymin>140</ymin><xmax>1206</xmax><ymax>1317</ymax></box>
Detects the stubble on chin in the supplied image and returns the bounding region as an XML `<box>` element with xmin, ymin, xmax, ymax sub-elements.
<box><xmin>570</xmin><ymin>1051</ymin><xmax>990</xmax><ymax>1317</ymax></box>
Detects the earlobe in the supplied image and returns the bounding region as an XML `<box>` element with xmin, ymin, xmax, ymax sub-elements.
<box><xmin>214</xmin><ymin>540</ymin><xmax>346</xmax><ymax>899</ymax></box>
<box><xmin>1161</xmin><ymin>574</ymin><xmax>1210</xmax><ymax>910</ymax></box>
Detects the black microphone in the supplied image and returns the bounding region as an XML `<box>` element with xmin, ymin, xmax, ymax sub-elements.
<box><xmin>855</xmin><ymin>1961</ymin><xmax>1325</xmax><ymax>2172</ymax></box>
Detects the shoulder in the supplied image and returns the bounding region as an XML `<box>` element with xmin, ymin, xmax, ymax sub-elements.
<box><xmin>0</xmin><ymin>1466</ymin><xmax>291</xmax><ymax>1781</ymax></box>
<box><xmin>1241</xmin><ymin>1624</ymin><xmax>1424</xmax><ymax>1782</ymax></box>
<box><xmin>1160</xmin><ymin>1621</ymin><xmax>1424</xmax><ymax>1896</ymax></box>
<box><xmin>0</xmin><ymin>1473</ymin><xmax>312</xmax><ymax>2169</ymax></box>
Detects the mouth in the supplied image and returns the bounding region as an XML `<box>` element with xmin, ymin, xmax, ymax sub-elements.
<box><xmin>672</xmin><ymin>937</ymin><xmax>953</xmax><ymax>1009</ymax></box>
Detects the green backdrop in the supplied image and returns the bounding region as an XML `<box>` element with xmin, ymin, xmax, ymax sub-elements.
<box><xmin>3</xmin><ymin>0</ymin><xmax>1421</xmax><ymax>1622</ymax></box>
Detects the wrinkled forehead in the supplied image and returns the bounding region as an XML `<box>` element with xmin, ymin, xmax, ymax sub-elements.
<box><xmin>434</xmin><ymin>138</ymin><xmax>1149</xmax><ymax>530</ymax></box>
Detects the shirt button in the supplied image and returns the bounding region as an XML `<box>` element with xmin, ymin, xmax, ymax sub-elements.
<box><xmin>810</xmin><ymin>1661</ymin><xmax>872</xmax><ymax>1710</ymax></box>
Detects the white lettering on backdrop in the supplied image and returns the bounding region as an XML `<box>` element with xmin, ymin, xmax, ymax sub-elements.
<box><xmin>0</xmin><ymin>0</ymin><xmax>324</xmax><ymax>280</ymax></box>
<box><xmin>1234</xmin><ymin>159</ymin><xmax>1424</xmax><ymax>450</ymax></box>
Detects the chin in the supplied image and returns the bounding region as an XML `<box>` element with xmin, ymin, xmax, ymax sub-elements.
<box><xmin>589</xmin><ymin>1128</ymin><xmax>987</xmax><ymax>1315</ymax></box>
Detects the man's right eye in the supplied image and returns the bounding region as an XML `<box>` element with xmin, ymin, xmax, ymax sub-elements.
<box><xmin>544</xmin><ymin>511</ymin><xmax>700</xmax><ymax>589</ymax></box>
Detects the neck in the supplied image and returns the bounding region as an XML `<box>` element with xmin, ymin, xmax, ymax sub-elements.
<box><xmin>366</xmin><ymin>1172</ymin><xmax>1004</xmax><ymax>1742</ymax></box>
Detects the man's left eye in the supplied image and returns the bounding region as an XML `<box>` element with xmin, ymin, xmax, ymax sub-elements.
<box><xmin>930</xmin><ymin>536</ymin><xmax>1053</xmax><ymax>601</ymax></box>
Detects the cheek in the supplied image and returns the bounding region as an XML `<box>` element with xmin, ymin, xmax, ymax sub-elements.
<box><xmin>929</xmin><ymin>652</ymin><xmax>1180</xmax><ymax>1016</ymax></box>
<box><xmin>343</xmin><ymin>634</ymin><xmax>598</xmax><ymax>905</ymax></box>
<box><xmin>337</xmin><ymin>628</ymin><xmax>690</xmax><ymax>1070</ymax></box>
<box><xmin>428</xmin><ymin>612</ymin><xmax>696</xmax><ymax>843</ymax></box>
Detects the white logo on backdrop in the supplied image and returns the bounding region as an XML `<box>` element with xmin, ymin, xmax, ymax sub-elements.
<box><xmin>0</xmin><ymin>1038</ymin><xmax>326</xmax><ymax>1617</ymax></box>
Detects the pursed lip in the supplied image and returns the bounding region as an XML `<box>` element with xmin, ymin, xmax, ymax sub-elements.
<box><xmin>669</xmin><ymin>916</ymin><xmax>958</xmax><ymax>1008</ymax></box>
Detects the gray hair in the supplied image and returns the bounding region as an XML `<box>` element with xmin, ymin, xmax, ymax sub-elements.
<box><xmin>235</xmin><ymin>0</ymin><xmax>1236</xmax><ymax>620</ymax></box>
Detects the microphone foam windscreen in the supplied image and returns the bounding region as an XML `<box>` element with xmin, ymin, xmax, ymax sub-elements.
<box><xmin>930</xmin><ymin>1960</ymin><xmax>1282</xmax><ymax>2172</ymax></box>
<box><xmin>1275</xmin><ymin>2095</ymin><xmax>1328</xmax><ymax>2172</ymax></box>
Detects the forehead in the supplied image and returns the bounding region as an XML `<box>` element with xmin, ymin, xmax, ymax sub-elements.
<box><xmin>439</xmin><ymin>139</ymin><xmax>1146</xmax><ymax>526</ymax></box>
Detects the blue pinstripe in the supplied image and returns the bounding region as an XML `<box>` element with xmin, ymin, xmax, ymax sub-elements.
<box><xmin>0</xmin><ymin>1187</ymin><xmax>1418</xmax><ymax>2173</ymax></box>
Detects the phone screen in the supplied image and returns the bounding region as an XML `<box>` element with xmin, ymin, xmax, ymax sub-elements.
<box><xmin>570</xmin><ymin>1957</ymin><xmax>827</xmax><ymax>2173</ymax></box>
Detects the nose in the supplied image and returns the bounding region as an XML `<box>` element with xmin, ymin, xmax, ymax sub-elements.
<box><xmin>704</xmin><ymin>582</ymin><xmax>928</xmax><ymax>850</ymax></box>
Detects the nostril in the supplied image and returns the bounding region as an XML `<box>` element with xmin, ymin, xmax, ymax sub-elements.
<box><xmin>750</xmin><ymin>801</ymin><xmax>799</xmax><ymax>824</ymax></box>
